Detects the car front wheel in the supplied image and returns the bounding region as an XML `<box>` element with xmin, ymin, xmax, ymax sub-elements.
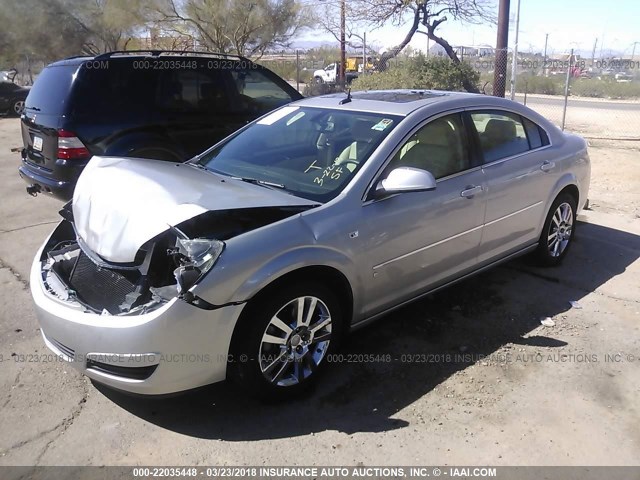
<box><xmin>533</xmin><ymin>192</ymin><xmax>578</xmax><ymax>266</ymax></box>
<box><xmin>230</xmin><ymin>282</ymin><xmax>342</xmax><ymax>399</ymax></box>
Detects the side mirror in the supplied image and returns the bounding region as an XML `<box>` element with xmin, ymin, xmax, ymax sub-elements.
<box><xmin>374</xmin><ymin>167</ymin><xmax>437</xmax><ymax>199</ymax></box>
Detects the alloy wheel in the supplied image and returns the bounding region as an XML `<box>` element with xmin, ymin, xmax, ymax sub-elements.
<box><xmin>13</xmin><ymin>100</ymin><xmax>25</xmax><ymax>116</ymax></box>
<box><xmin>258</xmin><ymin>296</ymin><xmax>332</xmax><ymax>387</ymax></box>
<box><xmin>547</xmin><ymin>202</ymin><xmax>574</xmax><ymax>257</ymax></box>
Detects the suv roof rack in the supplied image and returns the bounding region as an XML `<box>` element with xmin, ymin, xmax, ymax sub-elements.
<box><xmin>92</xmin><ymin>50</ymin><xmax>250</xmax><ymax>61</ymax></box>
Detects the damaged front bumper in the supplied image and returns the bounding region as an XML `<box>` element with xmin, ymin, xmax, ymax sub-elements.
<box><xmin>30</xmin><ymin>231</ymin><xmax>246</xmax><ymax>395</ymax></box>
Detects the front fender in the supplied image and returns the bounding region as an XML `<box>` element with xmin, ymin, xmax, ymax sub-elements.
<box><xmin>229</xmin><ymin>245</ymin><xmax>360</xmax><ymax>305</ymax></box>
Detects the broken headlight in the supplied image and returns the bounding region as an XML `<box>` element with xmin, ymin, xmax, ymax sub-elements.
<box><xmin>173</xmin><ymin>238</ymin><xmax>224</xmax><ymax>294</ymax></box>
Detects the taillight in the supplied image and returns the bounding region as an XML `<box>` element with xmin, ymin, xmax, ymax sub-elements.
<box><xmin>57</xmin><ymin>129</ymin><xmax>90</xmax><ymax>160</ymax></box>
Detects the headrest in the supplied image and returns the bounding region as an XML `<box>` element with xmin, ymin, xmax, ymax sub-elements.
<box><xmin>416</xmin><ymin>120</ymin><xmax>455</xmax><ymax>146</ymax></box>
<box><xmin>484</xmin><ymin>118</ymin><xmax>516</xmax><ymax>143</ymax></box>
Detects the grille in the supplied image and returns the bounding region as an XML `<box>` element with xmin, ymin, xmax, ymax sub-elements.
<box><xmin>69</xmin><ymin>251</ymin><xmax>139</xmax><ymax>314</ymax></box>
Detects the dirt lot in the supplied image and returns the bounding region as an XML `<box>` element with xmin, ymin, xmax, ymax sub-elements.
<box><xmin>0</xmin><ymin>117</ymin><xmax>639</xmax><ymax>466</ymax></box>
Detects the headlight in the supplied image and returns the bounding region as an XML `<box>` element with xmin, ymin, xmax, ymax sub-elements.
<box><xmin>174</xmin><ymin>238</ymin><xmax>224</xmax><ymax>293</ymax></box>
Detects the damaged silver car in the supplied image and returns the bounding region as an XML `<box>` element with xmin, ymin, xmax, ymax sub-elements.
<box><xmin>30</xmin><ymin>90</ymin><xmax>590</xmax><ymax>397</ymax></box>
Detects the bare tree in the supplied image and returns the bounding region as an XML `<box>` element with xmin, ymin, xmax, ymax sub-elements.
<box><xmin>151</xmin><ymin>0</ymin><xmax>313</xmax><ymax>59</ymax></box>
<box><xmin>353</xmin><ymin>0</ymin><xmax>495</xmax><ymax>92</ymax></box>
<box><xmin>317</xmin><ymin>2</ymin><xmax>366</xmax><ymax>51</ymax></box>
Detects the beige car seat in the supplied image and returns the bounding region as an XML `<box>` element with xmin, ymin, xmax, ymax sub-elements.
<box><xmin>334</xmin><ymin>119</ymin><xmax>376</xmax><ymax>171</ymax></box>
<box><xmin>392</xmin><ymin>119</ymin><xmax>463</xmax><ymax>178</ymax></box>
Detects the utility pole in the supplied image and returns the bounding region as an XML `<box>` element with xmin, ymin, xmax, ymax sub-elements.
<box><xmin>493</xmin><ymin>0</ymin><xmax>510</xmax><ymax>97</ymax></box>
<box><xmin>591</xmin><ymin>38</ymin><xmax>598</xmax><ymax>68</ymax></box>
<box><xmin>363</xmin><ymin>32</ymin><xmax>367</xmax><ymax>75</ymax></box>
<box><xmin>339</xmin><ymin>0</ymin><xmax>346</xmax><ymax>88</ymax></box>
<box><xmin>509</xmin><ymin>0</ymin><xmax>521</xmax><ymax>100</ymax></box>
<box><xmin>632</xmin><ymin>42</ymin><xmax>639</xmax><ymax>61</ymax></box>
<box><xmin>543</xmin><ymin>33</ymin><xmax>549</xmax><ymax>66</ymax></box>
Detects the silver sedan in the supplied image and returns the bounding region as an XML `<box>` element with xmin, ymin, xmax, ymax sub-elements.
<box><xmin>30</xmin><ymin>90</ymin><xmax>590</xmax><ymax>398</ymax></box>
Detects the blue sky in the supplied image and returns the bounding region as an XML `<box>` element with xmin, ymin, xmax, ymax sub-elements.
<box><xmin>299</xmin><ymin>0</ymin><xmax>640</xmax><ymax>57</ymax></box>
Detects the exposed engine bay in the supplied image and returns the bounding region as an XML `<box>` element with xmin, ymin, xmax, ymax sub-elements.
<box><xmin>40</xmin><ymin>203</ymin><xmax>312</xmax><ymax>315</ymax></box>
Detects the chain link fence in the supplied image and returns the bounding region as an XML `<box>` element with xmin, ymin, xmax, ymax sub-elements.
<box><xmin>261</xmin><ymin>47</ymin><xmax>640</xmax><ymax>140</ymax></box>
<box><xmin>3</xmin><ymin>47</ymin><xmax>638</xmax><ymax>140</ymax></box>
<box><xmin>475</xmin><ymin>47</ymin><xmax>640</xmax><ymax>140</ymax></box>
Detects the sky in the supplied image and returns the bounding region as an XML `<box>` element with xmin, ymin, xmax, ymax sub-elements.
<box><xmin>297</xmin><ymin>0</ymin><xmax>640</xmax><ymax>58</ymax></box>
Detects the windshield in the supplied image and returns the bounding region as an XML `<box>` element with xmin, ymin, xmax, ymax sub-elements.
<box><xmin>196</xmin><ymin>106</ymin><xmax>402</xmax><ymax>202</ymax></box>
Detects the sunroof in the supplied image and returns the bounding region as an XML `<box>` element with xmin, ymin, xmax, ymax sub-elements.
<box><xmin>349</xmin><ymin>90</ymin><xmax>448</xmax><ymax>103</ymax></box>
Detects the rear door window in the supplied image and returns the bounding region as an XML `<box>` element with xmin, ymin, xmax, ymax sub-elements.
<box><xmin>522</xmin><ymin>117</ymin><xmax>550</xmax><ymax>148</ymax></box>
<box><xmin>25</xmin><ymin>65</ymin><xmax>76</xmax><ymax>114</ymax></box>
<box><xmin>469</xmin><ymin>110</ymin><xmax>531</xmax><ymax>163</ymax></box>
<box><xmin>71</xmin><ymin>61</ymin><xmax>154</xmax><ymax>116</ymax></box>
<box><xmin>156</xmin><ymin>69</ymin><xmax>234</xmax><ymax>114</ymax></box>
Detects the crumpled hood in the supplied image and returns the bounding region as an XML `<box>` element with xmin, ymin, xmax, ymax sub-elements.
<box><xmin>72</xmin><ymin>156</ymin><xmax>316</xmax><ymax>263</ymax></box>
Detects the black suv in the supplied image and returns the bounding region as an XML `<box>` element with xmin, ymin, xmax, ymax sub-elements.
<box><xmin>19</xmin><ymin>50</ymin><xmax>302</xmax><ymax>200</ymax></box>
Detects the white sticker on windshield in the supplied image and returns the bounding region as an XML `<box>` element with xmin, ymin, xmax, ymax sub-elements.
<box><xmin>257</xmin><ymin>106</ymin><xmax>300</xmax><ymax>125</ymax></box>
<box><xmin>371</xmin><ymin>118</ymin><xmax>394</xmax><ymax>131</ymax></box>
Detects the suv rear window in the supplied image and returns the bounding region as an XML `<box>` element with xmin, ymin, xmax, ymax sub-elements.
<box><xmin>25</xmin><ymin>65</ymin><xmax>76</xmax><ymax>114</ymax></box>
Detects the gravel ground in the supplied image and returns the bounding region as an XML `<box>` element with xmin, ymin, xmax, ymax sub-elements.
<box><xmin>0</xmin><ymin>117</ymin><xmax>639</xmax><ymax>467</ymax></box>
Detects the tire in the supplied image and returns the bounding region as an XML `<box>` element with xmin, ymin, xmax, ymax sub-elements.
<box><xmin>229</xmin><ymin>282</ymin><xmax>343</xmax><ymax>400</ymax></box>
<box><xmin>11</xmin><ymin>99</ymin><xmax>25</xmax><ymax>116</ymax></box>
<box><xmin>532</xmin><ymin>192</ymin><xmax>578</xmax><ymax>267</ymax></box>
<box><xmin>314</xmin><ymin>76</ymin><xmax>324</xmax><ymax>85</ymax></box>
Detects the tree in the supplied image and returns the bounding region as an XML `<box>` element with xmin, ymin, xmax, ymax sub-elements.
<box><xmin>352</xmin><ymin>0</ymin><xmax>495</xmax><ymax>93</ymax></box>
<box><xmin>0</xmin><ymin>0</ymin><xmax>147</xmax><ymax>64</ymax></box>
<box><xmin>58</xmin><ymin>0</ymin><xmax>149</xmax><ymax>54</ymax></box>
<box><xmin>351</xmin><ymin>53</ymin><xmax>480</xmax><ymax>92</ymax></box>
<box><xmin>151</xmin><ymin>0</ymin><xmax>313</xmax><ymax>59</ymax></box>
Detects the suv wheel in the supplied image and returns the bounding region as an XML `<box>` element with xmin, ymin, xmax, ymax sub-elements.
<box><xmin>230</xmin><ymin>282</ymin><xmax>342</xmax><ymax>399</ymax></box>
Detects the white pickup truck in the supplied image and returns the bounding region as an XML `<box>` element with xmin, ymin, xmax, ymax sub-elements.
<box><xmin>313</xmin><ymin>63</ymin><xmax>360</xmax><ymax>85</ymax></box>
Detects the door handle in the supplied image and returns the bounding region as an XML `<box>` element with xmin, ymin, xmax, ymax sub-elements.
<box><xmin>540</xmin><ymin>160</ymin><xmax>556</xmax><ymax>172</ymax></box>
<box><xmin>460</xmin><ymin>185</ymin><xmax>483</xmax><ymax>198</ymax></box>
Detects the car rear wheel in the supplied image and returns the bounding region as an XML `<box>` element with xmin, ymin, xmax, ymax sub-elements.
<box><xmin>12</xmin><ymin>99</ymin><xmax>25</xmax><ymax>116</ymax></box>
<box><xmin>229</xmin><ymin>282</ymin><xmax>342</xmax><ymax>399</ymax></box>
<box><xmin>532</xmin><ymin>193</ymin><xmax>577</xmax><ymax>266</ymax></box>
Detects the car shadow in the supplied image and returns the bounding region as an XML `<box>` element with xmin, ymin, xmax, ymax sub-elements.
<box><xmin>96</xmin><ymin>219</ymin><xmax>639</xmax><ymax>440</ymax></box>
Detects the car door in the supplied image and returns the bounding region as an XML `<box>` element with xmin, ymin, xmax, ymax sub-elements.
<box><xmin>468</xmin><ymin>110</ymin><xmax>556</xmax><ymax>264</ymax></box>
<box><xmin>0</xmin><ymin>83</ymin><xmax>10</xmax><ymax>110</ymax></box>
<box><xmin>355</xmin><ymin>112</ymin><xmax>487</xmax><ymax>317</ymax></box>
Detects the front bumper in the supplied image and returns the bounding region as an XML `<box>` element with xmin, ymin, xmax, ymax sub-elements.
<box><xmin>30</xmin><ymin>245</ymin><xmax>245</xmax><ymax>395</ymax></box>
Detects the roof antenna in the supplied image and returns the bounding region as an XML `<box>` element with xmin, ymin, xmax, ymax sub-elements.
<box><xmin>339</xmin><ymin>88</ymin><xmax>352</xmax><ymax>105</ymax></box>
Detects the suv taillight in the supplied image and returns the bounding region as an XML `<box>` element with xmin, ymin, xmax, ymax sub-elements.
<box><xmin>57</xmin><ymin>129</ymin><xmax>90</xmax><ymax>160</ymax></box>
